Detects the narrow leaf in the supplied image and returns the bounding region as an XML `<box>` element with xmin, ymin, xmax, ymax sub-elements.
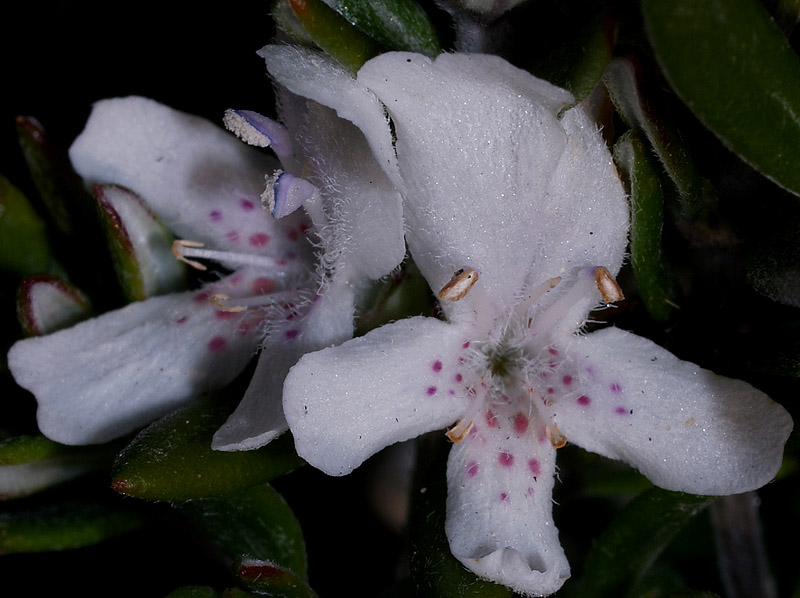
<box><xmin>286</xmin><ymin>0</ymin><xmax>383</xmax><ymax>72</ymax></box>
<box><xmin>16</xmin><ymin>275</ymin><xmax>92</xmax><ymax>336</ymax></box>
<box><xmin>330</xmin><ymin>0</ymin><xmax>442</xmax><ymax>56</ymax></box>
<box><xmin>614</xmin><ymin>130</ymin><xmax>675</xmax><ymax>321</ymax></box>
<box><xmin>641</xmin><ymin>0</ymin><xmax>800</xmax><ymax>199</ymax></box>
<box><xmin>0</xmin><ymin>500</ymin><xmax>143</xmax><ymax>554</ymax></box>
<box><xmin>111</xmin><ymin>396</ymin><xmax>304</xmax><ymax>501</ymax></box>
<box><xmin>0</xmin><ymin>174</ymin><xmax>64</xmax><ymax>278</ymax></box>
<box><xmin>573</xmin><ymin>487</ymin><xmax>714</xmax><ymax>598</ymax></box>
<box><xmin>94</xmin><ymin>184</ymin><xmax>187</xmax><ymax>301</ymax></box>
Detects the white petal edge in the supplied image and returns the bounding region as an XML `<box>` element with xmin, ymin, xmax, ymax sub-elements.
<box><xmin>554</xmin><ymin>326</ymin><xmax>793</xmax><ymax>495</ymax></box>
<box><xmin>283</xmin><ymin>316</ymin><xmax>473</xmax><ymax>476</ymax></box>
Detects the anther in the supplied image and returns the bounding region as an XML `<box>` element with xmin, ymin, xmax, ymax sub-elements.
<box><xmin>546</xmin><ymin>423</ymin><xmax>567</xmax><ymax>449</ymax></box>
<box><xmin>595</xmin><ymin>266</ymin><xmax>624</xmax><ymax>303</ymax></box>
<box><xmin>209</xmin><ymin>294</ymin><xmax>247</xmax><ymax>313</ymax></box>
<box><xmin>172</xmin><ymin>240</ymin><xmax>208</xmax><ymax>271</ymax></box>
<box><xmin>446</xmin><ymin>418</ymin><xmax>474</xmax><ymax>443</ymax></box>
<box><xmin>438</xmin><ymin>268</ymin><xmax>479</xmax><ymax>302</ymax></box>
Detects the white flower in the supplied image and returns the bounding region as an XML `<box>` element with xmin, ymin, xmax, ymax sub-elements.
<box><xmin>7</xmin><ymin>93</ymin><xmax>405</xmax><ymax>450</ymax></box>
<box><xmin>271</xmin><ymin>49</ymin><xmax>794</xmax><ymax>596</ymax></box>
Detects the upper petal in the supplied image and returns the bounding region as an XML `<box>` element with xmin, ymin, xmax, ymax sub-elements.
<box><xmin>7</xmin><ymin>271</ymin><xmax>268</xmax><ymax>445</ymax></box>
<box><xmin>357</xmin><ymin>52</ymin><xmax>570</xmax><ymax>311</ymax></box>
<box><xmin>69</xmin><ymin>96</ymin><xmax>307</xmax><ymax>264</ymax></box>
<box><xmin>282</xmin><ymin>316</ymin><xmax>473</xmax><ymax>476</ymax></box>
<box><xmin>553</xmin><ymin>327</ymin><xmax>793</xmax><ymax>495</ymax></box>
<box><xmin>446</xmin><ymin>395</ymin><xmax>570</xmax><ymax>596</ymax></box>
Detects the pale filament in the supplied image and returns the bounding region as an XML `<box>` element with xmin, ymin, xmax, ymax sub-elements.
<box><xmin>172</xmin><ymin>239</ymin><xmax>299</xmax><ymax>273</ymax></box>
<box><xmin>209</xmin><ymin>290</ymin><xmax>300</xmax><ymax>313</ymax></box>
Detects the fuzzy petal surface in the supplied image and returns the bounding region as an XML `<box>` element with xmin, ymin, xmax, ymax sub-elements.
<box><xmin>553</xmin><ymin>327</ymin><xmax>793</xmax><ymax>495</ymax></box>
<box><xmin>357</xmin><ymin>52</ymin><xmax>567</xmax><ymax>310</ymax></box>
<box><xmin>8</xmin><ymin>272</ymin><xmax>268</xmax><ymax>445</ymax></box>
<box><xmin>283</xmin><ymin>316</ymin><xmax>473</xmax><ymax>475</ymax></box>
<box><xmin>69</xmin><ymin>96</ymin><xmax>307</xmax><ymax>265</ymax></box>
<box><xmin>446</xmin><ymin>403</ymin><xmax>570</xmax><ymax>596</ymax></box>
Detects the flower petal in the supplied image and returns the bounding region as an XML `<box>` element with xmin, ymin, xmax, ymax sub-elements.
<box><xmin>446</xmin><ymin>397</ymin><xmax>570</xmax><ymax>596</ymax></box>
<box><xmin>68</xmin><ymin>96</ymin><xmax>307</xmax><ymax>264</ymax></box>
<box><xmin>283</xmin><ymin>316</ymin><xmax>473</xmax><ymax>475</ymax></box>
<box><xmin>7</xmin><ymin>272</ymin><xmax>268</xmax><ymax>445</ymax></box>
<box><xmin>356</xmin><ymin>52</ymin><xmax>572</xmax><ymax>310</ymax></box>
<box><xmin>554</xmin><ymin>327</ymin><xmax>793</xmax><ymax>495</ymax></box>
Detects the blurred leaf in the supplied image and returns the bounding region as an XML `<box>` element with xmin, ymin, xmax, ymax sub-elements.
<box><xmin>329</xmin><ymin>0</ymin><xmax>442</xmax><ymax>56</ymax></box>
<box><xmin>568</xmin><ymin>487</ymin><xmax>714</xmax><ymax>598</ymax></box>
<box><xmin>614</xmin><ymin>130</ymin><xmax>676</xmax><ymax>321</ymax></box>
<box><xmin>746</xmin><ymin>219</ymin><xmax>800</xmax><ymax>307</ymax></box>
<box><xmin>16</xmin><ymin>275</ymin><xmax>92</xmax><ymax>336</ymax></box>
<box><xmin>0</xmin><ymin>435</ymin><xmax>117</xmax><ymax>499</ymax></box>
<box><xmin>166</xmin><ymin>588</ymin><xmax>260</xmax><ymax>598</ymax></box>
<box><xmin>0</xmin><ymin>174</ymin><xmax>64</xmax><ymax>278</ymax></box>
<box><xmin>531</xmin><ymin>6</ymin><xmax>616</xmax><ymax>106</ymax></box>
<box><xmin>409</xmin><ymin>438</ymin><xmax>513</xmax><ymax>598</ymax></box>
<box><xmin>94</xmin><ymin>184</ymin><xmax>187</xmax><ymax>302</ymax></box>
<box><xmin>603</xmin><ymin>55</ymin><xmax>712</xmax><ymax>220</ymax></box>
<box><xmin>641</xmin><ymin>0</ymin><xmax>800</xmax><ymax>199</ymax></box>
<box><xmin>286</xmin><ymin>0</ymin><xmax>383</xmax><ymax>72</ymax></box>
<box><xmin>111</xmin><ymin>395</ymin><xmax>304</xmax><ymax>501</ymax></box>
<box><xmin>15</xmin><ymin>116</ymin><xmax>91</xmax><ymax>236</ymax></box>
<box><xmin>0</xmin><ymin>500</ymin><xmax>143</xmax><ymax>554</ymax></box>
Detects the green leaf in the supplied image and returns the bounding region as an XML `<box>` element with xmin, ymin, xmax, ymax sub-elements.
<box><xmin>0</xmin><ymin>500</ymin><xmax>143</xmax><ymax>554</ymax></box>
<box><xmin>641</xmin><ymin>0</ymin><xmax>800</xmax><ymax>199</ymax></box>
<box><xmin>409</xmin><ymin>439</ymin><xmax>513</xmax><ymax>598</ymax></box>
<box><xmin>15</xmin><ymin>116</ymin><xmax>92</xmax><ymax>237</ymax></box>
<box><xmin>330</xmin><ymin>0</ymin><xmax>441</xmax><ymax>56</ymax></box>
<box><xmin>746</xmin><ymin>217</ymin><xmax>800</xmax><ymax>307</ymax></box>
<box><xmin>284</xmin><ymin>0</ymin><xmax>383</xmax><ymax>72</ymax></box>
<box><xmin>530</xmin><ymin>6</ymin><xmax>616</xmax><ymax>106</ymax></box>
<box><xmin>178</xmin><ymin>483</ymin><xmax>313</xmax><ymax>597</ymax></box>
<box><xmin>16</xmin><ymin>275</ymin><xmax>92</xmax><ymax>336</ymax></box>
<box><xmin>94</xmin><ymin>184</ymin><xmax>187</xmax><ymax>301</ymax></box>
<box><xmin>614</xmin><ymin>130</ymin><xmax>675</xmax><ymax>321</ymax></box>
<box><xmin>569</xmin><ymin>487</ymin><xmax>714</xmax><ymax>598</ymax></box>
<box><xmin>111</xmin><ymin>395</ymin><xmax>304</xmax><ymax>501</ymax></box>
<box><xmin>0</xmin><ymin>174</ymin><xmax>64</xmax><ymax>278</ymax></box>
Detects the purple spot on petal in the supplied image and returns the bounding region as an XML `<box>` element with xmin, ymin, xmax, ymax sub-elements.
<box><xmin>514</xmin><ymin>413</ymin><xmax>530</xmax><ymax>435</ymax></box>
<box><xmin>284</xmin><ymin>329</ymin><xmax>300</xmax><ymax>340</ymax></box>
<box><xmin>455</xmin><ymin>373</ymin><xmax>463</xmax><ymax>383</ymax></box>
<box><xmin>528</xmin><ymin>459</ymin><xmax>541</xmax><ymax>476</ymax></box>
<box><xmin>426</xmin><ymin>386</ymin><xmax>437</xmax><ymax>396</ymax></box>
<box><xmin>249</xmin><ymin>233</ymin><xmax>270</xmax><ymax>247</ymax></box>
<box><xmin>467</xmin><ymin>461</ymin><xmax>479</xmax><ymax>478</ymax></box>
<box><xmin>548</xmin><ymin>346</ymin><xmax>559</xmax><ymax>355</ymax></box>
<box><xmin>215</xmin><ymin>310</ymin><xmax>237</xmax><ymax>320</ymax></box>
<box><xmin>207</xmin><ymin>336</ymin><xmax>227</xmax><ymax>352</ymax></box>
<box><xmin>486</xmin><ymin>410</ymin><xmax>498</xmax><ymax>428</ymax></box>
<box><xmin>562</xmin><ymin>375</ymin><xmax>573</xmax><ymax>386</ymax></box>
<box><xmin>193</xmin><ymin>291</ymin><xmax>211</xmax><ymax>303</ymax></box>
<box><xmin>577</xmin><ymin>395</ymin><xmax>591</xmax><ymax>406</ymax></box>
<box><xmin>500</xmin><ymin>492</ymin><xmax>508</xmax><ymax>502</ymax></box>
<box><xmin>498</xmin><ymin>452</ymin><xmax>514</xmax><ymax>467</ymax></box>
<box><xmin>209</xmin><ymin>210</ymin><xmax>222</xmax><ymax>222</ymax></box>
<box><xmin>462</xmin><ymin>341</ymin><xmax>470</xmax><ymax>349</ymax></box>
<box><xmin>227</xmin><ymin>230</ymin><xmax>240</xmax><ymax>243</ymax></box>
<box><xmin>615</xmin><ymin>406</ymin><xmax>629</xmax><ymax>415</ymax></box>
<box><xmin>432</xmin><ymin>360</ymin><xmax>443</xmax><ymax>373</ymax></box>
<box><xmin>610</xmin><ymin>382</ymin><xmax>623</xmax><ymax>393</ymax></box>
<box><xmin>240</xmin><ymin>199</ymin><xmax>255</xmax><ymax>211</ymax></box>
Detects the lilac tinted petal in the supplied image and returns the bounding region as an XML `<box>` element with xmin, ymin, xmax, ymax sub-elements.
<box><xmin>0</xmin><ymin>459</ymin><xmax>97</xmax><ymax>499</ymax></box>
<box><xmin>17</xmin><ymin>276</ymin><xmax>92</xmax><ymax>336</ymax></box>
<box><xmin>223</xmin><ymin>109</ymin><xmax>293</xmax><ymax>163</ymax></box>
<box><xmin>283</xmin><ymin>316</ymin><xmax>473</xmax><ymax>476</ymax></box>
<box><xmin>268</xmin><ymin>172</ymin><xmax>320</xmax><ymax>219</ymax></box>
<box><xmin>7</xmin><ymin>271</ymin><xmax>268</xmax><ymax>445</ymax></box>
<box><xmin>446</xmin><ymin>396</ymin><xmax>570</xmax><ymax>595</ymax></box>
<box><xmin>69</xmin><ymin>97</ymin><xmax>308</xmax><ymax>263</ymax></box>
<box><xmin>554</xmin><ymin>327</ymin><xmax>793</xmax><ymax>495</ymax></box>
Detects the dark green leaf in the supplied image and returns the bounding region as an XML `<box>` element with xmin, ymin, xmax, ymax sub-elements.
<box><xmin>746</xmin><ymin>218</ymin><xmax>800</xmax><ymax>307</ymax></box>
<box><xmin>531</xmin><ymin>6</ymin><xmax>616</xmax><ymax>106</ymax></box>
<box><xmin>93</xmin><ymin>184</ymin><xmax>187</xmax><ymax>302</ymax></box>
<box><xmin>0</xmin><ymin>174</ymin><xmax>64</xmax><ymax>278</ymax></box>
<box><xmin>178</xmin><ymin>483</ymin><xmax>313</xmax><ymax>597</ymax></box>
<box><xmin>111</xmin><ymin>395</ymin><xmax>304</xmax><ymax>501</ymax></box>
<box><xmin>0</xmin><ymin>500</ymin><xmax>143</xmax><ymax>554</ymax></box>
<box><xmin>15</xmin><ymin>116</ymin><xmax>92</xmax><ymax>236</ymax></box>
<box><xmin>614</xmin><ymin>130</ymin><xmax>675</xmax><ymax>321</ymax></box>
<box><xmin>641</xmin><ymin>0</ymin><xmax>800</xmax><ymax>199</ymax></box>
<box><xmin>331</xmin><ymin>0</ymin><xmax>442</xmax><ymax>56</ymax></box>
<box><xmin>284</xmin><ymin>0</ymin><xmax>383</xmax><ymax>72</ymax></box>
<box><xmin>409</xmin><ymin>438</ymin><xmax>513</xmax><ymax>598</ymax></box>
<box><xmin>570</xmin><ymin>487</ymin><xmax>714</xmax><ymax>598</ymax></box>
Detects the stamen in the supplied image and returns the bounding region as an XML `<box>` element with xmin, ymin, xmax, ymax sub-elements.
<box><xmin>527</xmin><ymin>268</ymin><xmax>597</xmax><ymax>341</ymax></box>
<box><xmin>515</xmin><ymin>276</ymin><xmax>562</xmax><ymax>327</ymax></box>
<box><xmin>223</xmin><ymin>109</ymin><xmax>293</xmax><ymax>165</ymax></box>
<box><xmin>172</xmin><ymin>239</ymin><xmax>300</xmax><ymax>274</ymax></box>
<box><xmin>446</xmin><ymin>418</ymin><xmax>474</xmax><ymax>443</ymax></box>
<box><xmin>438</xmin><ymin>268</ymin><xmax>479</xmax><ymax>301</ymax></box>
<box><xmin>209</xmin><ymin>289</ymin><xmax>300</xmax><ymax>312</ymax></box>
<box><xmin>595</xmin><ymin>266</ymin><xmax>624</xmax><ymax>303</ymax></box>
<box><xmin>546</xmin><ymin>423</ymin><xmax>567</xmax><ymax>449</ymax></box>
<box><xmin>209</xmin><ymin>294</ymin><xmax>246</xmax><ymax>313</ymax></box>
